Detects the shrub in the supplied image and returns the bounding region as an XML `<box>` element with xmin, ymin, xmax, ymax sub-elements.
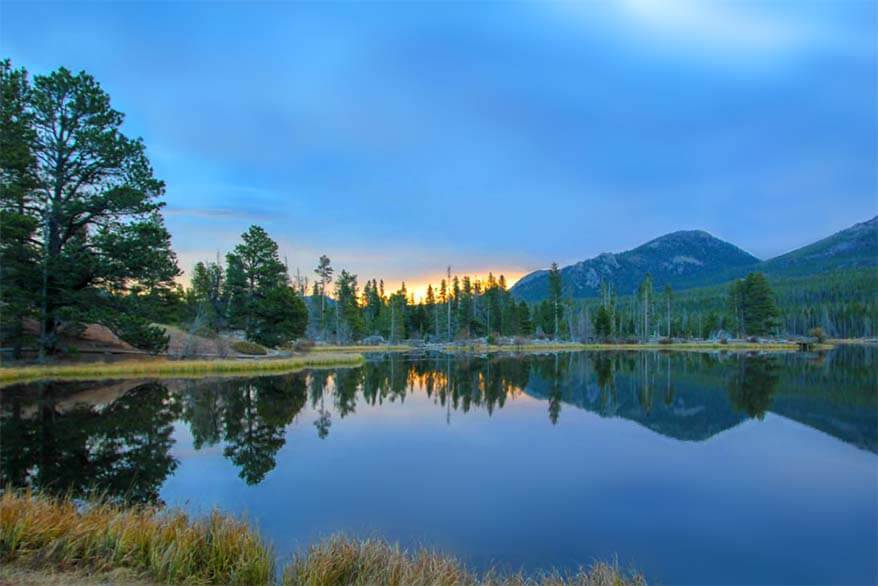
<box><xmin>719</xmin><ymin>337</ymin><xmax>728</xmax><ymax>345</ymax></box>
<box><xmin>231</xmin><ymin>340</ymin><xmax>268</xmax><ymax>355</ymax></box>
<box><xmin>658</xmin><ymin>337</ymin><xmax>673</xmax><ymax>345</ymax></box>
<box><xmin>486</xmin><ymin>334</ymin><xmax>496</xmax><ymax>345</ymax></box>
<box><xmin>809</xmin><ymin>327</ymin><xmax>826</xmax><ymax>343</ymax></box>
<box><xmin>106</xmin><ymin>314</ymin><xmax>170</xmax><ymax>354</ymax></box>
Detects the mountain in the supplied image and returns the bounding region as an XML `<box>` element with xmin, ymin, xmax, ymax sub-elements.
<box><xmin>511</xmin><ymin>217</ymin><xmax>878</xmax><ymax>302</ymax></box>
<box><xmin>511</xmin><ymin>230</ymin><xmax>760</xmax><ymax>301</ymax></box>
<box><xmin>759</xmin><ymin>216</ymin><xmax>877</xmax><ymax>278</ymax></box>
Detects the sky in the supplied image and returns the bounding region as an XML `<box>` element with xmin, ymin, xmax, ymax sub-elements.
<box><xmin>1</xmin><ymin>0</ymin><xmax>876</xmax><ymax>299</ymax></box>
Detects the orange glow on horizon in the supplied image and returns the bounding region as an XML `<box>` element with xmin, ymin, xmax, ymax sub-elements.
<box><xmin>377</xmin><ymin>269</ymin><xmax>529</xmax><ymax>303</ymax></box>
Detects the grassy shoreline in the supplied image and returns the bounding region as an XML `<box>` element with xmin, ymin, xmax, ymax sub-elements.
<box><xmin>1</xmin><ymin>340</ymin><xmax>839</xmax><ymax>387</ymax></box>
<box><xmin>0</xmin><ymin>352</ymin><xmax>364</xmax><ymax>387</ymax></box>
<box><xmin>1</xmin><ymin>491</ymin><xmax>644</xmax><ymax>586</ymax></box>
<box><xmin>444</xmin><ymin>341</ymin><xmax>835</xmax><ymax>353</ymax></box>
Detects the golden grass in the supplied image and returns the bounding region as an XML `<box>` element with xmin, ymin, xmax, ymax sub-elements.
<box><xmin>2</xmin><ymin>492</ymin><xmax>645</xmax><ymax>586</ymax></box>
<box><xmin>284</xmin><ymin>535</ymin><xmax>645</xmax><ymax>586</ymax></box>
<box><xmin>0</xmin><ymin>352</ymin><xmax>364</xmax><ymax>387</ymax></box>
<box><xmin>0</xmin><ymin>490</ymin><xmax>273</xmax><ymax>585</ymax></box>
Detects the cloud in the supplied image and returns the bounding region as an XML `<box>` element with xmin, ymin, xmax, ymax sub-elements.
<box><xmin>618</xmin><ymin>0</ymin><xmax>817</xmax><ymax>54</ymax></box>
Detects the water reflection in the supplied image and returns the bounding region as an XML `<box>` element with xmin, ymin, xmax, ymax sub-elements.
<box><xmin>1</xmin><ymin>348</ymin><xmax>875</xmax><ymax>503</ymax></box>
<box><xmin>1</xmin><ymin>381</ymin><xmax>179</xmax><ymax>502</ymax></box>
<box><xmin>181</xmin><ymin>374</ymin><xmax>308</xmax><ymax>485</ymax></box>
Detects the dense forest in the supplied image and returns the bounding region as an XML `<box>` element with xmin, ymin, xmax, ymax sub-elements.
<box><xmin>2</xmin><ymin>60</ymin><xmax>874</xmax><ymax>357</ymax></box>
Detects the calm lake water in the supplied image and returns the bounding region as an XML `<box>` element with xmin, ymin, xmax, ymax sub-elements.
<box><xmin>2</xmin><ymin>348</ymin><xmax>876</xmax><ymax>585</ymax></box>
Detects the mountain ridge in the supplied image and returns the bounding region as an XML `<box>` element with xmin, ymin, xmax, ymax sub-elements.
<box><xmin>510</xmin><ymin>216</ymin><xmax>877</xmax><ymax>302</ymax></box>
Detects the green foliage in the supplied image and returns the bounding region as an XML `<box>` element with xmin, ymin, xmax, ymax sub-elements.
<box><xmin>334</xmin><ymin>270</ymin><xmax>365</xmax><ymax>342</ymax></box>
<box><xmin>213</xmin><ymin>225</ymin><xmax>307</xmax><ymax>346</ymax></box>
<box><xmin>0</xmin><ymin>61</ymin><xmax>39</xmax><ymax>356</ymax></box>
<box><xmin>547</xmin><ymin>262</ymin><xmax>562</xmax><ymax>337</ymax></box>
<box><xmin>592</xmin><ymin>305</ymin><xmax>612</xmax><ymax>338</ymax></box>
<box><xmin>249</xmin><ymin>285</ymin><xmax>308</xmax><ymax>347</ymax></box>
<box><xmin>0</xmin><ymin>61</ymin><xmax>180</xmax><ymax>356</ymax></box>
<box><xmin>107</xmin><ymin>313</ymin><xmax>170</xmax><ymax>354</ymax></box>
<box><xmin>739</xmin><ymin>272</ymin><xmax>780</xmax><ymax>336</ymax></box>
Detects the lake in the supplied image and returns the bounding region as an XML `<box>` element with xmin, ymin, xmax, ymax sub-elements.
<box><xmin>2</xmin><ymin>347</ymin><xmax>876</xmax><ymax>585</ymax></box>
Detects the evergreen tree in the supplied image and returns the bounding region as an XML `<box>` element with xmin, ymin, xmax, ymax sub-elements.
<box><xmin>334</xmin><ymin>269</ymin><xmax>365</xmax><ymax>341</ymax></box>
<box><xmin>224</xmin><ymin>225</ymin><xmax>305</xmax><ymax>345</ymax></box>
<box><xmin>314</xmin><ymin>255</ymin><xmax>333</xmax><ymax>336</ymax></box>
<box><xmin>593</xmin><ymin>305</ymin><xmax>612</xmax><ymax>338</ymax></box>
<box><xmin>638</xmin><ymin>273</ymin><xmax>653</xmax><ymax>341</ymax></box>
<box><xmin>516</xmin><ymin>301</ymin><xmax>534</xmax><ymax>335</ymax></box>
<box><xmin>741</xmin><ymin>272</ymin><xmax>780</xmax><ymax>336</ymax></box>
<box><xmin>0</xmin><ymin>60</ymin><xmax>39</xmax><ymax>356</ymax></box>
<box><xmin>548</xmin><ymin>262</ymin><xmax>562</xmax><ymax>338</ymax></box>
<box><xmin>16</xmin><ymin>64</ymin><xmax>179</xmax><ymax>356</ymax></box>
<box><xmin>190</xmin><ymin>261</ymin><xmax>225</xmax><ymax>328</ymax></box>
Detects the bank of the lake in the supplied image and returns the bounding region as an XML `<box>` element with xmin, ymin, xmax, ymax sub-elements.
<box><xmin>0</xmin><ymin>340</ymin><xmax>840</xmax><ymax>387</ymax></box>
<box><xmin>0</xmin><ymin>353</ymin><xmax>365</xmax><ymax>386</ymax></box>
<box><xmin>0</xmin><ymin>491</ymin><xmax>644</xmax><ymax>586</ymax></box>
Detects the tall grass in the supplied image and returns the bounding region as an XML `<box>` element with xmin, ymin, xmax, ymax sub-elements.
<box><xmin>0</xmin><ymin>490</ymin><xmax>273</xmax><ymax>584</ymax></box>
<box><xmin>2</xmin><ymin>492</ymin><xmax>646</xmax><ymax>585</ymax></box>
<box><xmin>284</xmin><ymin>536</ymin><xmax>645</xmax><ymax>586</ymax></box>
<box><xmin>0</xmin><ymin>352</ymin><xmax>364</xmax><ymax>386</ymax></box>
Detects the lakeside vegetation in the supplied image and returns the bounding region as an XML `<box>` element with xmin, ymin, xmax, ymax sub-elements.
<box><xmin>0</xmin><ymin>352</ymin><xmax>364</xmax><ymax>386</ymax></box>
<box><xmin>1</xmin><ymin>491</ymin><xmax>645</xmax><ymax>586</ymax></box>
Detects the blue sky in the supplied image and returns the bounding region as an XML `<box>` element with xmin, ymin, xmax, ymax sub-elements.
<box><xmin>2</xmin><ymin>0</ymin><xmax>875</xmax><ymax>295</ymax></box>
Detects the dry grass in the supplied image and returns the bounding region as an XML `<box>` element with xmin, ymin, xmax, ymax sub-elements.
<box><xmin>0</xmin><ymin>562</ymin><xmax>155</xmax><ymax>585</ymax></box>
<box><xmin>0</xmin><ymin>491</ymin><xmax>272</xmax><ymax>585</ymax></box>
<box><xmin>2</xmin><ymin>493</ymin><xmax>646</xmax><ymax>586</ymax></box>
<box><xmin>0</xmin><ymin>352</ymin><xmax>364</xmax><ymax>387</ymax></box>
<box><xmin>283</xmin><ymin>535</ymin><xmax>645</xmax><ymax>586</ymax></box>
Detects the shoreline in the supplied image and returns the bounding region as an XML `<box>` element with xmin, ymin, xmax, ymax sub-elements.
<box><xmin>0</xmin><ymin>340</ymin><xmax>845</xmax><ymax>387</ymax></box>
<box><xmin>0</xmin><ymin>352</ymin><xmax>365</xmax><ymax>387</ymax></box>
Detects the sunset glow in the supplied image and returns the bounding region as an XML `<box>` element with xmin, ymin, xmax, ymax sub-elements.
<box><xmin>380</xmin><ymin>270</ymin><xmax>529</xmax><ymax>303</ymax></box>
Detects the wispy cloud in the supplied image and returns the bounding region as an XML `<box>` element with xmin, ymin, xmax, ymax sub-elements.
<box><xmin>164</xmin><ymin>207</ymin><xmax>271</xmax><ymax>221</ymax></box>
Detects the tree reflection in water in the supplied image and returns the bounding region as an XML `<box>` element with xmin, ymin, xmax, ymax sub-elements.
<box><xmin>2</xmin><ymin>348</ymin><xmax>875</xmax><ymax>502</ymax></box>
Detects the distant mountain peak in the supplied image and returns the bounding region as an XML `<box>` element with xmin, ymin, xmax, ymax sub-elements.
<box><xmin>511</xmin><ymin>228</ymin><xmax>759</xmax><ymax>301</ymax></box>
<box><xmin>510</xmin><ymin>217</ymin><xmax>877</xmax><ymax>302</ymax></box>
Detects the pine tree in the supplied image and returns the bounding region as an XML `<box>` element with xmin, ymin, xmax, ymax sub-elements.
<box><xmin>741</xmin><ymin>272</ymin><xmax>780</xmax><ymax>336</ymax></box>
<box><xmin>224</xmin><ymin>225</ymin><xmax>305</xmax><ymax>345</ymax></box>
<box><xmin>20</xmin><ymin>64</ymin><xmax>179</xmax><ymax>356</ymax></box>
<box><xmin>547</xmin><ymin>262</ymin><xmax>562</xmax><ymax>339</ymax></box>
<box><xmin>314</xmin><ymin>255</ymin><xmax>333</xmax><ymax>337</ymax></box>
<box><xmin>334</xmin><ymin>270</ymin><xmax>365</xmax><ymax>342</ymax></box>
<box><xmin>0</xmin><ymin>60</ymin><xmax>39</xmax><ymax>356</ymax></box>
